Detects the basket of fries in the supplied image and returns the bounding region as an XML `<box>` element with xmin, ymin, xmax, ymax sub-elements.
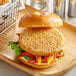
<box><xmin>0</xmin><ymin>0</ymin><xmax>25</xmax><ymax>34</ymax></box>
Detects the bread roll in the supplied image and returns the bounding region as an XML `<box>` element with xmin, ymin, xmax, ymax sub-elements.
<box><xmin>19</xmin><ymin>12</ymin><xmax>63</xmax><ymax>28</ymax></box>
<box><xmin>19</xmin><ymin>57</ymin><xmax>55</xmax><ymax>68</ymax></box>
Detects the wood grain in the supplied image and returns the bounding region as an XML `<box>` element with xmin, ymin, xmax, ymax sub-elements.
<box><xmin>0</xmin><ymin>4</ymin><xmax>76</xmax><ymax>76</ymax></box>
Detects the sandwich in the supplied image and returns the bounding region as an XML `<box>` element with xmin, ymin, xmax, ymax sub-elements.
<box><xmin>8</xmin><ymin>12</ymin><xmax>65</xmax><ymax>68</ymax></box>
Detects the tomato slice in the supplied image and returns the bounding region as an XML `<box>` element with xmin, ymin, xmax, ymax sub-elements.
<box><xmin>42</xmin><ymin>56</ymin><xmax>48</xmax><ymax>63</ymax></box>
<box><xmin>28</xmin><ymin>59</ymin><xmax>37</xmax><ymax>64</ymax></box>
<box><xmin>56</xmin><ymin>52</ymin><xmax>64</xmax><ymax>58</ymax></box>
<box><xmin>17</xmin><ymin>52</ymin><xmax>35</xmax><ymax>58</ymax></box>
<box><xmin>17</xmin><ymin>53</ymin><xmax>23</xmax><ymax>57</ymax></box>
<box><xmin>22</xmin><ymin>52</ymin><xmax>35</xmax><ymax>58</ymax></box>
<box><xmin>56</xmin><ymin>53</ymin><xmax>60</xmax><ymax>58</ymax></box>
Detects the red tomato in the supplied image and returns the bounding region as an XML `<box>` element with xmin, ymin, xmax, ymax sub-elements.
<box><xmin>56</xmin><ymin>53</ymin><xmax>60</xmax><ymax>58</ymax></box>
<box><xmin>17</xmin><ymin>53</ymin><xmax>23</xmax><ymax>57</ymax></box>
<box><xmin>28</xmin><ymin>59</ymin><xmax>37</xmax><ymax>64</ymax></box>
<box><xmin>56</xmin><ymin>52</ymin><xmax>64</xmax><ymax>58</ymax></box>
<box><xmin>42</xmin><ymin>56</ymin><xmax>48</xmax><ymax>63</ymax></box>
<box><xmin>22</xmin><ymin>52</ymin><xmax>35</xmax><ymax>58</ymax></box>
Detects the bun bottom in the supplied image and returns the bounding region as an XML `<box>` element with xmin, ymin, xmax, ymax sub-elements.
<box><xmin>19</xmin><ymin>57</ymin><xmax>55</xmax><ymax>68</ymax></box>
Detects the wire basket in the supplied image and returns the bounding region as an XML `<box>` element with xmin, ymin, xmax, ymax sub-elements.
<box><xmin>0</xmin><ymin>0</ymin><xmax>25</xmax><ymax>34</ymax></box>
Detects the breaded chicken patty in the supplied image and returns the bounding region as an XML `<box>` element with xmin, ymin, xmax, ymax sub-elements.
<box><xmin>19</xmin><ymin>28</ymin><xmax>65</xmax><ymax>56</ymax></box>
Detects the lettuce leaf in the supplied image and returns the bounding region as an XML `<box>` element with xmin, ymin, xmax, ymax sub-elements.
<box><xmin>22</xmin><ymin>54</ymin><xmax>30</xmax><ymax>60</ymax></box>
<box><xmin>8</xmin><ymin>41</ymin><xmax>21</xmax><ymax>56</ymax></box>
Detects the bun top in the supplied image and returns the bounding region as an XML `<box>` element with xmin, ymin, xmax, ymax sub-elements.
<box><xmin>0</xmin><ymin>0</ymin><xmax>9</xmax><ymax>5</ymax></box>
<box><xmin>19</xmin><ymin>11</ymin><xmax>63</xmax><ymax>28</ymax></box>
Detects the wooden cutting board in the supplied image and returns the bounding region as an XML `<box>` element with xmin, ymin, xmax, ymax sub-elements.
<box><xmin>0</xmin><ymin>4</ymin><xmax>76</xmax><ymax>76</ymax></box>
